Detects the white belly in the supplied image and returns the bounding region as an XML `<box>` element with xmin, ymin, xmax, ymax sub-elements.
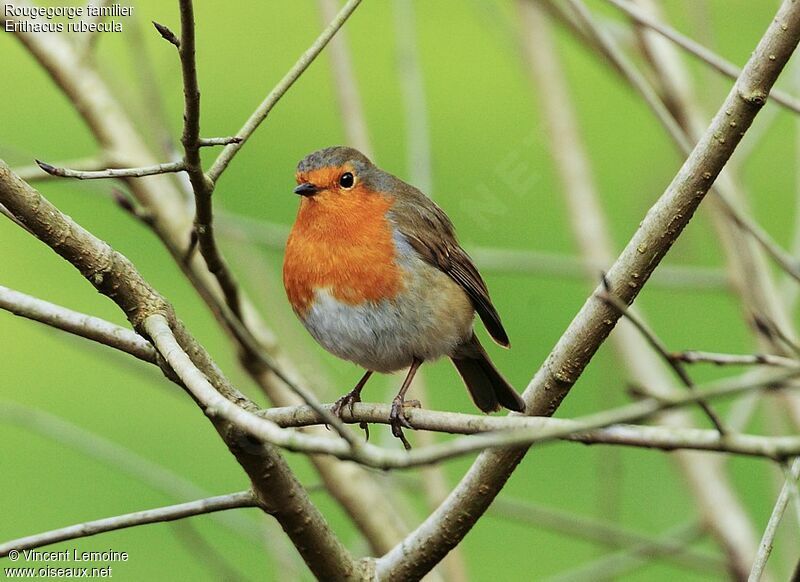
<box><xmin>301</xmin><ymin>260</ymin><xmax>474</xmax><ymax>373</ymax></box>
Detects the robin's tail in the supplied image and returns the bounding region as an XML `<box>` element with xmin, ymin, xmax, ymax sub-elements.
<box><xmin>451</xmin><ymin>335</ymin><xmax>526</xmax><ymax>413</ymax></box>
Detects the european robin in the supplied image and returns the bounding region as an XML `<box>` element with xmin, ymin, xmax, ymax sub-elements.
<box><xmin>283</xmin><ymin>146</ymin><xmax>525</xmax><ymax>448</ymax></box>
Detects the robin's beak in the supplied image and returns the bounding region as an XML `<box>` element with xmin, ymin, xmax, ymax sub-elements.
<box><xmin>294</xmin><ymin>182</ymin><xmax>319</xmax><ymax>197</ymax></box>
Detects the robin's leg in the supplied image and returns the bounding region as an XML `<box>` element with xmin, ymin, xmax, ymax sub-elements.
<box><xmin>332</xmin><ymin>370</ymin><xmax>373</xmax><ymax>439</ymax></box>
<box><xmin>390</xmin><ymin>358</ymin><xmax>423</xmax><ymax>451</ymax></box>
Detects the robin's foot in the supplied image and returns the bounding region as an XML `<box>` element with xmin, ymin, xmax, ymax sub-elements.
<box><xmin>331</xmin><ymin>388</ymin><xmax>369</xmax><ymax>441</ymax></box>
<box><xmin>389</xmin><ymin>397</ymin><xmax>421</xmax><ymax>451</ymax></box>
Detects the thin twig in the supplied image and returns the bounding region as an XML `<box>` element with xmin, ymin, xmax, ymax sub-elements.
<box><xmin>34</xmin><ymin>159</ymin><xmax>186</xmax><ymax>180</ymax></box>
<box><xmin>207</xmin><ymin>0</ymin><xmax>363</xmax><ymax>183</ymax></box>
<box><xmin>598</xmin><ymin>288</ymin><xmax>728</xmax><ymax>433</ymax></box>
<box><xmin>173</xmin><ymin>0</ymin><xmax>241</xmax><ymax>322</ymax></box>
<box><xmin>750</xmin><ymin>458</ymin><xmax>800</xmax><ymax>580</ymax></box>
<box><xmin>0</xmin><ymin>401</ymin><xmax>264</xmax><ymax>542</ymax></box>
<box><xmin>545</xmin><ymin>523</ymin><xmax>703</xmax><ymax>582</ymax></box>
<box><xmin>674</xmin><ymin>351</ymin><xmax>800</xmax><ymax>369</ymax></box>
<box><xmin>489</xmin><ymin>500</ymin><xmax>724</xmax><ymax>573</ymax></box>
<box><xmin>0</xmin><ymin>491</ymin><xmax>257</xmax><ymax>556</ymax></box>
<box><xmin>198</xmin><ymin>137</ymin><xmax>242</xmax><ymax>147</ymax></box>
<box><xmin>394</xmin><ymin>0</ymin><xmax>431</xmax><ymax>193</ymax></box>
<box><xmin>602</xmin><ymin>0</ymin><xmax>800</xmax><ymax>115</ymax></box>
<box><xmin>318</xmin><ymin>0</ymin><xmax>372</xmax><ymax>156</ymax></box>
<box><xmin>12</xmin><ymin>157</ymin><xmax>107</xmax><ymax>182</ymax></box>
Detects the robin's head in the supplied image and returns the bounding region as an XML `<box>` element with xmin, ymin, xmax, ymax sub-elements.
<box><xmin>294</xmin><ymin>146</ymin><xmax>388</xmax><ymax>201</ymax></box>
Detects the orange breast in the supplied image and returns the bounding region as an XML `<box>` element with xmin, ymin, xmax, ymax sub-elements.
<box><xmin>283</xmin><ymin>189</ymin><xmax>403</xmax><ymax>316</ymax></box>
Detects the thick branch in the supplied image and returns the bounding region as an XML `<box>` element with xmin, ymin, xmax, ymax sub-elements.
<box><xmin>523</xmin><ymin>1</ymin><xmax>761</xmax><ymax>575</ymax></box>
<box><xmin>0</xmin><ymin>285</ymin><xmax>156</xmax><ymax>364</ymax></box>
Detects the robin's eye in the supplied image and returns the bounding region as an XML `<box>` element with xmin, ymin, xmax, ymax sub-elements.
<box><xmin>339</xmin><ymin>172</ymin><xmax>355</xmax><ymax>189</ymax></box>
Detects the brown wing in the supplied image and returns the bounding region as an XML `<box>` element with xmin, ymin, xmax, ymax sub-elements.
<box><xmin>390</xmin><ymin>184</ymin><xmax>510</xmax><ymax>348</ymax></box>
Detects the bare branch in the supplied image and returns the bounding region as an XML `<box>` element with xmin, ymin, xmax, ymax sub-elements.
<box><xmin>750</xmin><ymin>458</ymin><xmax>800</xmax><ymax>580</ymax></box>
<box><xmin>11</xmin><ymin>157</ymin><xmax>106</xmax><ymax>182</ymax></box>
<box><xmin>602</xmin><ymin>0</ymin><xmax>800</xmax><ymax>115</ymax></box>
<box><xmin>0</xmin><ymin>285</ymin><xmax>157</xmax><ymax>364</ymax></box>
<box><xmin>143</xmin><ymin>314</ymin><xmax>372</xmax><ymax>460</ymax></box>
<box><xmin>548</xmin><ymin>523</ymin><xmax>703</xmax><ymax>582</ymax></box>
<box><xmin>377</xmin><ymin>2</ymin><xmax>800</xmax><ymax>576</ymax></box>
<box><xmin>598</xmin><ymin>288</ymin><xmax>727</xmax><ymax>433</ymax></box>
<box><xmin>567</xmin><ymin>0</ymin><xmax>800</xmax><ymax>305</ymax></box>
<box><xmin>0</xmin><ymin>401</ymin><xmax>263</xmax><ymax>542</ymax></box>
<box><xmin>393</xmin><ymin>0</ymin><xmax>432</xmax><ymax>193</ymax></box>
<box><xmin>674</xmin><ymin>351</ymin><xmax>800</xmax><ymax>368</ymax></box>
<box><xmin>198</xmin><ymin>136</ymin><xmax>242</xmax><ymax>147</ymax></box>
<box><xmin>0</xmin><ymin>491</ymin><xmax>257</xmax><ymax>556</ymax></box>
<box><xmin>146</xmin><ymin>314</ymin><xmax>800</xmax><ymax>466</ymax></box>
<box><xmin>170</xmin><ymin>0</ymin><xmax>244</xmax><ymax>327</ymax></box>
<box><xmin>73</xmin><ymin>0</ymin><xmax>111</xmax><ymax>60</ymax></box>
<box><xmin>318</xmin><ymin>0</ymin><xmax>372</xmax><ymax>156</ymax></box>
<box><xmin>207</xmin><ymin>0</ymin><xmax>363</xmax><ymax>183</ymax></box>
<box><xmin>490</xmin><ymin>500</ymin><xmax>724</xmax><ymax>574</ymax></box>
<box><xmin>34</xmin><ymin>159</ymin><xmax>186</xmax><ymax>180</ymax></box>
<box><xmin>626</xmin><ymin>0</ymin><xmax>800</xmax><ymax>433</ymax></box>
<box><xmin>259</xmin><ymin>396</ymin><xmax>800</xmax><ymax>461</ymax></box>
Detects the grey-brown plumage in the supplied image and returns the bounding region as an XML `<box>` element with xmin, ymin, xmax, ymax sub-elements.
<box><xmin>374</xmin><ymin>157</ymin><xmax>524</xmax><ymax>414</ymax></box>
<box><xmin>287</xmin><ymin>146</ymin><xmax>525</xmax><ymax>447</ymax></box>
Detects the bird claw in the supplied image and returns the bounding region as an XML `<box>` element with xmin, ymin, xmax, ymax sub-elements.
<box><xmin>331</xmin><ymin>389</ymin><xmax>369</xmax><ymax>441</ymax></box>
<box><xmin>331</xmin><ymin>390</ymin><xmax>360</xmax><ymax>418</ymax></box>
<box><xmin>390</xmin><ymin>397</ymin><xmax>418</xmax><ymax>450</ymax></box>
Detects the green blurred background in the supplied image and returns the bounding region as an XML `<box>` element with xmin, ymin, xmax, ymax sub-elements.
<box><xmin>1</xmin><ymin>1</ymin><xmax>797</xmax><ymax>579</ymax></box>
